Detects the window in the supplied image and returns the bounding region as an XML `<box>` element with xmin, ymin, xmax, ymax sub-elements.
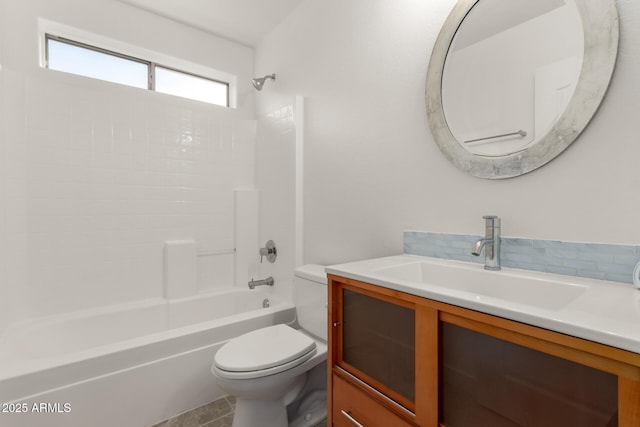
<box><xmin>47</xmin><ymin>38</ymin><xmax>148</xmax><ymax>89</ymax></box>
<box><xmin>45</xmin><ymin>35</ymin><xmax>229</xmax><ymax>107</ymax></box>
<box><xmin>155</xmin><ymin>66</ymin><xmax>229</xmax><ymax>106</ymax></box>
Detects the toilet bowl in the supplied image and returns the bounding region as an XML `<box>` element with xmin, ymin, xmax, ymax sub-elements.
<box><xmin>211</xmin><ymin>265</ymin><xmax>327</xmax><ymax>427</ymax></box>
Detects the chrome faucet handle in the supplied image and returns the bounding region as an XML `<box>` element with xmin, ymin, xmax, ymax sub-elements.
<box><xmin>483</xmin><ymin>216</ymin><xmax>501</xmax><ymax>238</ymax></box>
<box><xmin>259</xmin><ymin>240</ymin><xmax>277</xmax><ymax>263</ymax></box>
<box><xmin>483</xmin><ymin>215</ymin><xmax>500</xmax><ymax>227</ymax></box>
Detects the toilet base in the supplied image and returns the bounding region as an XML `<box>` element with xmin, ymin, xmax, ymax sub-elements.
<box><xmin>230</xmin><ymin>375</ymin><xmax>306</xmax><ymax>427</ymax></box>
<box><xmin>288</xmin><ymin>389</ymin><xmax>327</xmax><ymax>427</ymax></box>
<box><xmin>233</xmin><ymin>398</ymin><xmax>288</xmax><ymax>427</ymax></box>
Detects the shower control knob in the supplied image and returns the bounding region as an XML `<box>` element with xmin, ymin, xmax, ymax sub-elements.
<box><xmin>259</xmin><ymin>240</ymin><xmax>277</xmax><ymax>263</ymax></box>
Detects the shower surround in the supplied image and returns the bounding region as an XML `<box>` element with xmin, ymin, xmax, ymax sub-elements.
<box><xmin>0</xmin><ymin>0</ymin><xmax>257</xmax><ymax>336</ymax></box>
<box><xmin>0</xmin><ymin>71</ymin><xmax>257</xmax><ymax>326</ymax></box>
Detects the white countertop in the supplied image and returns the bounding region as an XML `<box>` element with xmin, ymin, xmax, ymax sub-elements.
<box><xmin>326</xmin><ymin>254</ymin><xmax>640</xmax><ymax>354</ymax></box>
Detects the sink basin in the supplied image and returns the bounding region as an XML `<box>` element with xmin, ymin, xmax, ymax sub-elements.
<box><xmin>372</xmin><ymin>260</ymin><xmax>587</xmax><ymax>310</ymax></box>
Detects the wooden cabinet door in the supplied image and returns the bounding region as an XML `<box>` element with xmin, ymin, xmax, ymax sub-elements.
<box><xmin>335</xmin><ymin>284</ymin><xmax>416</xmax><ymax>411</ymax></box>
<box><xmin>441</xmin><ymin>322</ymin><xmax>618</xmax><ymax>427</ymax></box>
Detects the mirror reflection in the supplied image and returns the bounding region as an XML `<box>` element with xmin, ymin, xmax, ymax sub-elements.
<box><xmin>442</xmin><ymin>0</ymin><xmax>584</xmax><ymax>157</ymax></box>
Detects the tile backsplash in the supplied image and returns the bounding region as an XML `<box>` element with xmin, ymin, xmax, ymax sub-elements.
<box><xmin>404</xmin><ymin>231</ymin><xmax>640</xmax><ymax>285</ymax></box>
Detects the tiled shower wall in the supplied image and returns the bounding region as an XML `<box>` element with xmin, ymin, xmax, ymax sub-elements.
<box><xmin>256</xmin><ymin>100</ymin><xmax>300</xmax><ymax>301</ymax></box>
<box><xmin>0</xmin><ymin>67</ymin><xmax>256</xmax><ymax>330</ymax></box>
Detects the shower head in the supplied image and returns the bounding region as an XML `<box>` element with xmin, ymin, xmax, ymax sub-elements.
<box><xmin>251</xmin><ymin>73</ymin><xmax>276</xmax><ymax>91</ymax></box>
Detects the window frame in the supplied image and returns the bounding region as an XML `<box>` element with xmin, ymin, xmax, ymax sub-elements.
<box><xmin>45</xmin><ymin>34</ymin><xmax>153</xmax><ymax>89</ymax></box>
<box><xmin>40</xmin><ymin>22</ymin><xmax>233</xmax><ymax>108</ymax></box>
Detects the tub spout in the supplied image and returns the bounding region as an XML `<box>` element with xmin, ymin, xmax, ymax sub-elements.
<box><xmin>248</xmin><ymin>276</ymin><xmax>274</xmax><ymax>289</ymax></box>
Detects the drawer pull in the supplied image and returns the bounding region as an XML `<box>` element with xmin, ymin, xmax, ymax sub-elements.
<box><xmin>341</xmin><ymin>410</ymin><xmax>364</xmax><ymax>427</ymax></box>
<box><xmin>333</xmin><ymin>321</ymin><xmax>342</xmax><ymax>327</ymax></box>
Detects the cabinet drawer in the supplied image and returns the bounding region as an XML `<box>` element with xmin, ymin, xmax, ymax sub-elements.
<box><xmin>332</xmin><ymin>374</ymin><xmax>414</xmax><ymax>427</ymax></box>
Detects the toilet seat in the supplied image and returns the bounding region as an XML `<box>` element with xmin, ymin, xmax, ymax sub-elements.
<box><xmin>213</xmin><ymin>324</ymin><xmax>317</xmax><ymax>380</ymax></box>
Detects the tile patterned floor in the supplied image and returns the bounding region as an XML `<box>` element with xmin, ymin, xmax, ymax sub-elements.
<box><xmin>152</xmin><ymin>396</ymin><xmax>235</xmax><ymax>427</ymax></box>
<box><xmin>152</xmin><ymin>395</ymin><xmax>326</xmax><ymax>427</ymax></box>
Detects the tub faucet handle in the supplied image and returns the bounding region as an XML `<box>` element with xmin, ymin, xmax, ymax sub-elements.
<box><xmin>259</xmin><ymin>240</ymin><xmax>277</xmax><ymax>263</ymax></box>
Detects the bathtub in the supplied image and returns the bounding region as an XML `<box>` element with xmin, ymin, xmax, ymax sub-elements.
<box><xmin>0</xmin><ymin>288</ymin><xmax>296</xmax><ymax>427</ymax></box>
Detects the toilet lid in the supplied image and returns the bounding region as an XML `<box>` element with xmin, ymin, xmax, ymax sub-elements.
<box><xmin>214</xmin><ymin>324</ymin><xmax>316</xmax><ymax>373</ymax></box>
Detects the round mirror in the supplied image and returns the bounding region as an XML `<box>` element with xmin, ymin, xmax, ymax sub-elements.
<box><xmin>426</xmin><ymin>0</ymin><xmax>619</xmax><ymax>179</ymax></box>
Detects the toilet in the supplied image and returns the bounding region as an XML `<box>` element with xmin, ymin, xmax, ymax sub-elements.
<box><xmin>211</xmin><ymin>265</ymin><xmax>328</xmax><ymax>427</ymax></box>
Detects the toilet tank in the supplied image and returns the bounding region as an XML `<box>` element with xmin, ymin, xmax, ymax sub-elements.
<box><xmin>294</xmin><ymin>264</ymin><xmax>327</xmax><ymax>341</ymax></box>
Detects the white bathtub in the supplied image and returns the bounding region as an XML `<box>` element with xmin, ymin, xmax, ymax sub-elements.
<box><xmin>0</xmin><ymin>288</ymin><xmax>296</xmax><ymax>427</ymax></box>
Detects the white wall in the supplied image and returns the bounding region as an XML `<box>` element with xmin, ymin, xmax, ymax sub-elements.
<box><xmin>255</xmin><ymin>0</ymin><xmax>640</xmax><ymax>266</ymax></box>
<box><xmin>0</xmin><ymin>0</ymin><xmax>256</xmax><ymax>332</ymax></box>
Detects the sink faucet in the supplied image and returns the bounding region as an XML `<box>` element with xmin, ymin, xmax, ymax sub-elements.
<box><xmin>472</xmin><ymin>215</ymin><xmax>501</xmax><ymax>271</ymax></box>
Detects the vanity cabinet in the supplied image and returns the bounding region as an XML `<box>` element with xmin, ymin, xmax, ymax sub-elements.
<box><xmin>327</xmin><ymin>274</ymin><xmax>640</xmax><ymax>427</ymax></box>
